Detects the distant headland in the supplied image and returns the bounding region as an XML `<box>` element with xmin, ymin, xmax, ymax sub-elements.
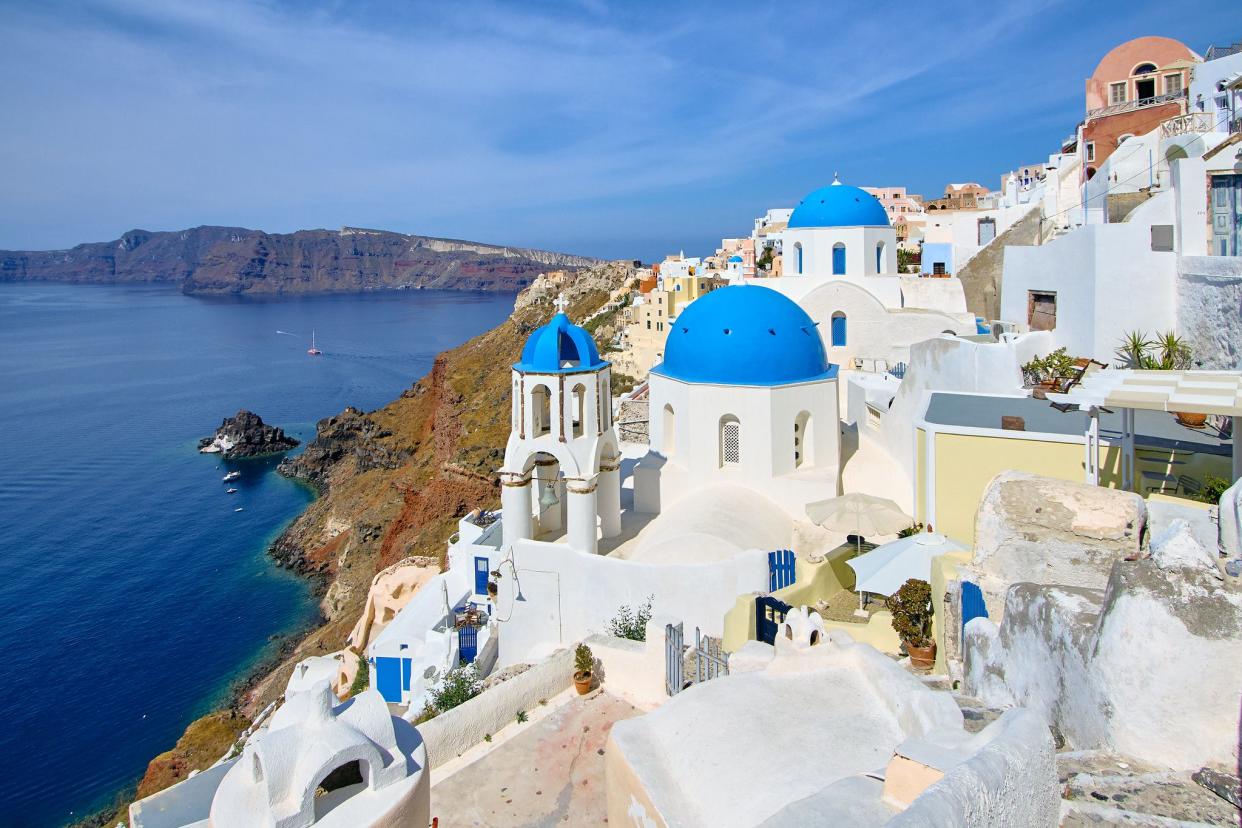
<box><xmin>0</xmin><ymin>225</ymin><xmax>599</xmax><ymax>296</ymax></box>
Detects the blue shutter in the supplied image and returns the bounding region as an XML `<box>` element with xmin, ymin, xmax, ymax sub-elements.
<box><xmin>831</xmin><ymin>315</ymin><xmax>847</xmax><ymax>347</ymax></box>
<box><xmin>832</xmin><ymin>245</ymin><xmax>846</xmax><ymax>275</ymax></box>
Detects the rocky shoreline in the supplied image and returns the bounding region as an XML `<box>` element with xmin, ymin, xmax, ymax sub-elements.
<box><xmin>78</xmin><ymin>261</ymin><xmax>637</xmax><ymax>827</ymax></box>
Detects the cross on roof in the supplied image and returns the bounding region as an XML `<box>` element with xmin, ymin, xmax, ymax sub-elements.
<box><xmin>554</xmin><ymin>293</ymin><xmax>569</xmax><ymax>315</ymax></box>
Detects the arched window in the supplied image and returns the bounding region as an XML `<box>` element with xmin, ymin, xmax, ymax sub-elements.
<box><xmin>794</xmin><ymin>411</ymin><xmax>813</xmax><ymax>468</ymax></box>
<box><xmin>1132</xmin><ymin>62</ymin><xmax>1157</xmax><ymax>75</ymax></box>
<box><xmin>531</xmin><ymin>384</ymin><xmax>551</xmax><ymax>436</ymax></box>
<box><xmin>832</xmin><ymin>242</ymin><xmax>846</xmax><ymax>275</ymax></box>
<box><xmin>794</xmin><ymin>242</ymin><xmax>803</xmax><ymax>274</ymax></box>
<box><xmin>875</xmin><ymin>241</ymin><xmax>885</xmax><ymax>273</ymax></box>
<box><xmin>831</xmin><ymin>311</ymin><xmax>847</xmax><ymax>347</ymax></box>
<box><xmin>719</xmin><ymin>415</ymin><xmax>740</xmax><ymax>467</ymax></box>
<box><xmin>571</xmin><ymin>383</ymin><xmax>586</xmax><ymax>438</ymax></box>
<box><xmin>662</xmin><ymin>403</ymin><xmax>676</xmax><ymax>457</ymax></box>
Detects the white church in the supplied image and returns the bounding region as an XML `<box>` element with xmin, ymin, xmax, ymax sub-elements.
<box><xmin>763</xmin><ymin>177</ymin><xmax>979</xmax><ymax>370</ymax></box>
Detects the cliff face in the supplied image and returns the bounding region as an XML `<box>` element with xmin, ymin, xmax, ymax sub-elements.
<box><xmin>1</xmin><ymin>225</ymin><xmax>598</xmax><ymax>295</ymax></box>
<box><xmin>90</xmin><ymin>261</ymin><xmax>637</xmax><ymax>825</ymax></box>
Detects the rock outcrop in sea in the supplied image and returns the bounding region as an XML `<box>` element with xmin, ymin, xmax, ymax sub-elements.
<box><xmin>199</xmin><ymin>410</ymin><xmax>299</xmax><ymax>459</ymax></box>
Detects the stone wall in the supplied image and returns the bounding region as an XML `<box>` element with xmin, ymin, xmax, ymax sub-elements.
<box><xmin>965</xmin><ymin>521</ymin><xmax>1242</xmax><ymax>771</ymax></box>
<box><xmin>966</xmin><ymin>471</ymin><xmax>1146</xmax><ymax>619</ymax></box>
<box><xmin>1177</xmin><ymin>255</ymin><xmax>1242</xmax><ymax>370</ymax></box>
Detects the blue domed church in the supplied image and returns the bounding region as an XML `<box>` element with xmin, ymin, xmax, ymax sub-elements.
<box><xmin>633</xmin><ymin>284</ymin><xmax>843</xmax><ymax>518</ymax></box>
<box><xmin>782</xmin><ymin>176</ymin><xmax>896</xmax><ymax>278</ymax></box>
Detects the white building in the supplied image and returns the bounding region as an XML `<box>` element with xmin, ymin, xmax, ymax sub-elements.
<box><xmin>129</xmin><ymin>682</ymin><xmax>430</xmax><ymax>828</ymax></box>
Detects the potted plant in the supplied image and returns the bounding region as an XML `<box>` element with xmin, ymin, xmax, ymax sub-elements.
<box><xmin>573</xmin><ymin>643</ymin><xmax>594</xmax><ymax>695</ymax></box>
<box><xmin>886</xmin><ymin>578</ymin><xmax>936</xmax><ymax>669</ymax></box>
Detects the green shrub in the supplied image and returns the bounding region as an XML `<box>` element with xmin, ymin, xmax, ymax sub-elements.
<box><xmin>886</xmin><ymin>579</ymin><xmax>933</xmax><ymax>648</ymax></box>
<box><xmin>428</xmin><ymin>665</ymin><xmax>483</xmax><ymax>714</ymax></box>
<box><xmin>607</xmin><ymin>595</ymin><xmax>654</xmax><ymax>641</ymax></box>
<box><xmin>574</xmin><ymin>643</ymin><xmax>594</xmax><ymax>676</ymax></box>
<box><xmin>516</xmin><ymin>710</ymin><xmax>528</xmax><ymax>724</ymax></box>
<box><xmin>347</xmin><ymin>653</ymin><xmax>369</xmax><ymax>697</ymax></box>
<box><xmin>1194</xmin><ymin>476</ymin><xmax>1232</xmax><ymax>505</ymax></box>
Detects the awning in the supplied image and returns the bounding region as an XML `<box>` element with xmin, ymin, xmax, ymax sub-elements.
<box><xmin>846</xmin><ymin>532</ymin><xmax>966</xmax><ymax>598</ymax></box>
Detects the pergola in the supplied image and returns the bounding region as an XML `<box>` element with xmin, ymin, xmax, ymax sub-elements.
<box><xmin>1046</xmin><ymin>370</ymin><xmax>1241</xmax><ymax>489</ymax></box>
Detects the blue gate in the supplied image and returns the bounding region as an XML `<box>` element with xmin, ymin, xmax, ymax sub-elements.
<box><xmin>768</xmin><ymin>549</ymin><xmax>795</xmax><ymax>592</ymax></box>
<box><xmin>458</xmin><ymin>624</ymin><xmax>479</xmax><ymax>665</ymax></box>
<box><xmin>756</xmin><ymin>595</ymin><xmax>792</xmax><ymax>645</ymax></box>
<box><xmin>961</xmin><ymin>580</ymin><xmax>988</xmax><ymax>632</ymax></box>
<box><xmin>474</xmin><ymin>556</ymin><xmax>490</xmax><ymax>595</ymax></box>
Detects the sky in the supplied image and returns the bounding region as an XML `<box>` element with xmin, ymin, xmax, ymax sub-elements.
<box><xmin>0</xmin><ymin>0</ymin><xmax>1237</xmax><ymax>261</ymax></box>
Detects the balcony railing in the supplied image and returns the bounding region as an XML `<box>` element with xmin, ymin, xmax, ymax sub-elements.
<box><xmin>1161</xmin><ymin>112</ymin><xmax>1215</xmax><ymax>138</ymax></box>
<box><xmin>1087</xmin><ymin>91</ymin><xmax>1184</xmax><ymax>121</ymax></box>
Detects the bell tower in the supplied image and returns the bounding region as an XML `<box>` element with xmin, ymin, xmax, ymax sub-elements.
<box><xmin>500</xmin><ymin>295</ymin><xmax>621</xmax><ymax>555</ymax></box>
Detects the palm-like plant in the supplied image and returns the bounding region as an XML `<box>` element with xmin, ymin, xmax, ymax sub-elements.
<box><xmin>1151</xmin><ymin>330</ymin><xmax>1191</xmax><ymax>370</ymax></box>
<box><xmin>1115</xmin><ymin>330</ymin><xmax>1152</xmax><ymax>368</ymax></box>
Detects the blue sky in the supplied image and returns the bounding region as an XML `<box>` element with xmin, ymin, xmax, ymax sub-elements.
<box><xmin>0</xmin><ymin>0</ymin><xmax>1236</xmax><ymax>260</ymax></box>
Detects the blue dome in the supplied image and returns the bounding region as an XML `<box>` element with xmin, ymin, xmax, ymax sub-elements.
<box><xmin>727</xmin><ymin>255</ymin><xmax>743</xmax><ymax>263</ymax></box>
<box><xmin>652</xmin><ymin>286</ymin><xmax>837</xmax><ymax>387</ymax></box>
<box><xmin>788</xmin><ymin>182</ymin><xmax>889</xmax><ymax>228</ymax></box>
<box><xmin>514</xmin><ymin>312</ymin><xmax>607</xmax><ymax>374</ymax></box>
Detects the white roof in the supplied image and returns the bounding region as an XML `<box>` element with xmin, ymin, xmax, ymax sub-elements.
<box><xmin>1047</xmin><ymin>369</ymin><xmax>1242</xmax><ymax>416</ymax></box>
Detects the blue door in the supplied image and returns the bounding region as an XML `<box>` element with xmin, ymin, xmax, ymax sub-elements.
<box><xmin>474</xmin><ymin>556</ymin><xmax>489</xmax><ymax>595</ymax></box>
<box><xmin>768</xmin><ymin>549</ymin><xmax>795</xmax><ymax>591</ymax></box>
<box><xmin>961</xmin><ymin>580</ymin><xmax>988</xmax><ymax>632</ymax></box>
<box><xmin>375</xmin><ymin>657</ymin><xmax>402</xmax><ymax>703</ymax></box>
<box><xmin>832</xmin><ymin>245</ymin><xmax>846</xmax><ymax>275</ymax></box>
<box><xmin>459</xmin><ymin>625</ymin><xmax>478</xmax><ymax>664</ymax></box>
<box><xmin>401</xmin><ymin>657</ymin><xmax>412</xmax><ymax>693</ymax></box>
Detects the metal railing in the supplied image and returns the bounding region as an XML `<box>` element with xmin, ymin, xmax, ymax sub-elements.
<box><xmin>1087</xmin><ymin>91</ymin><xmax>1184</xmax><ymax>121</ymax></box>
<box><xmin>1160</xmin><ymin>112</ymin><xmax>1214</xmax><ymax>138</ymax></box>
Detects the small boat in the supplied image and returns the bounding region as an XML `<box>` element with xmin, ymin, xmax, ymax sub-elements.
<box><xmin>226</xmin><ymin>488</ymin><xmax>238</xmax><ymax>494</ymax></box>
<box><xmin>234</xmin><ymin>507</ymin><xmax>245</xmax><ymax>513</ymax></box>
<box><xmin>307</xmin><ymin>330</ymin><xmax>322</xmax><ymax>356</ymax></box>
<box><xmin>223</xmin><ymin>471</ymin><xmax>241</xmax><ymax>482</ymax></box>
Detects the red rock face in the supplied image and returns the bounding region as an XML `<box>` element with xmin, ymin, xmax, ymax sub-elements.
<box><xmin>0</xmin><ymin>226</ymin><xmax>597</xmax><ymax>294</ymax></box>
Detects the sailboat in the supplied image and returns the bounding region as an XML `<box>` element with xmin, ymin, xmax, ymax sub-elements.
<box><xmin>307</xmin><ymin>330</ymin><xmax>322</xmax><ymax>356</ymax></box>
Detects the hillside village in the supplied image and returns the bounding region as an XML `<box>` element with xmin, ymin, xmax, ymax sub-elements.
<box><xmin>125</xmin><ymin>34</ymin><xmax>1242</xmax><ymax>828</ymax></box>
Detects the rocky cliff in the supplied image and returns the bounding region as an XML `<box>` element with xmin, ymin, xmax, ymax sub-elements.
<box><xmin>199</xmin><ymin>410</ymin><xmax>299</xmax><ymax>459</ymax></box>
<box><xmin>84</xmin><ymin>260</ymin><xmax>637</xmax><ymax>826</ymax></box>
<box><xmin>1</xmin><ymin>225</ymin><xmax>599</xmax><ymax>295</ymax></box>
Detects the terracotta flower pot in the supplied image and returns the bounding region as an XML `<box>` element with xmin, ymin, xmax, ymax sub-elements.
<box><xmin>906</xmin><ymin>641</ymin><xmax>936</xmax><ymax>670</ymax></box>
<box><xmin>1173</xmin><ymin>411</ymin><xmax>1207</xmax><ymax>429</ymax></box>
<box><xmin>573</xmin><ymin>671</ymin><xmax>593</xmax><ymax>695</ymax></box>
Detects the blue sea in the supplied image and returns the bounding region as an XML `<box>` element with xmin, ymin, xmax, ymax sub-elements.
<box><xmin>0</xmin><ymin>283</ymin><xmax>514</xmax><ymax>827</ymax></box>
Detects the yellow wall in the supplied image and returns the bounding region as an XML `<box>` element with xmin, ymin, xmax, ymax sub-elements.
<box><xmin>924</xmin><ymin>431</ymin><xmax>1230</xmax><ymax>546</ymax></box>
<box><xmin>916</xmin><ymin>428</ymin><xmax>927</xmax><ymax>523</ymax></box>
<box><xmin>821</xmin><ymin>611</ymin><xmax>901</xmax><ymax>654</ymax></box>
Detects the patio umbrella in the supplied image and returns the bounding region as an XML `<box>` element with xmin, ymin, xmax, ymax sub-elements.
<box><xmin>805</xmin><ymin>492</ymin><xmax>913</xmax><ymax>552</ymax></box>
<box><xmin>846</xmin><ymin>531</ymin><xmax>966</xmax><ymax>612</ymax></box>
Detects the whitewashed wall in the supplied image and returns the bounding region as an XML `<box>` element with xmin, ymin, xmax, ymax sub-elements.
<box><xmin>1177</xmin><ymin>255</ymin><xmax>1242</xmax><ymax>370</ymax></box>
<box><xmin>494</xmin><ymin>539</ymin><xmax>766</xmax><ymax>667</ymax></box>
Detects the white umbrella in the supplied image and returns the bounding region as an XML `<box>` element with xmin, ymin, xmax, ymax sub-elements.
<box><xmin>846</xmin><ymin>531</ymin><xmax>966</xmax><ymax>613</ymax></box>
<box><xmin>805</xmin><ymin>492</ymin><xmax>913</xmax><ymax>552</ymax></box>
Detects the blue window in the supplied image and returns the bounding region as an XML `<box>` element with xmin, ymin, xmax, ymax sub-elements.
<box><xmin>831</xmin><ymin>312</ymin><xmax>847</xmax><ymax>346</ymax></box>
<box><xmin>795</xmin><ymin>243</ymin><xmax>803</xmax><ymax>274</ymax></box>
<box><xmin>832</xmin><ymin>243</ymin><xmax>846</xmax><ymax>275</ymax></box>
<box><xmin>876</xmin><ymin>243</ymin><xmax>884</xmax><ymax>272</ymax></box>
<box><xmin>475</xmin><ymin>556</ymin><xmax>489</xmax><ymax>595</ymax></box>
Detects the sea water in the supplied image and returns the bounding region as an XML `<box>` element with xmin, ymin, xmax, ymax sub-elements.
<box><xmin>0</xmin><ymin>283</ymin><xmax>513</xmax><ymax>826</ymax></box>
